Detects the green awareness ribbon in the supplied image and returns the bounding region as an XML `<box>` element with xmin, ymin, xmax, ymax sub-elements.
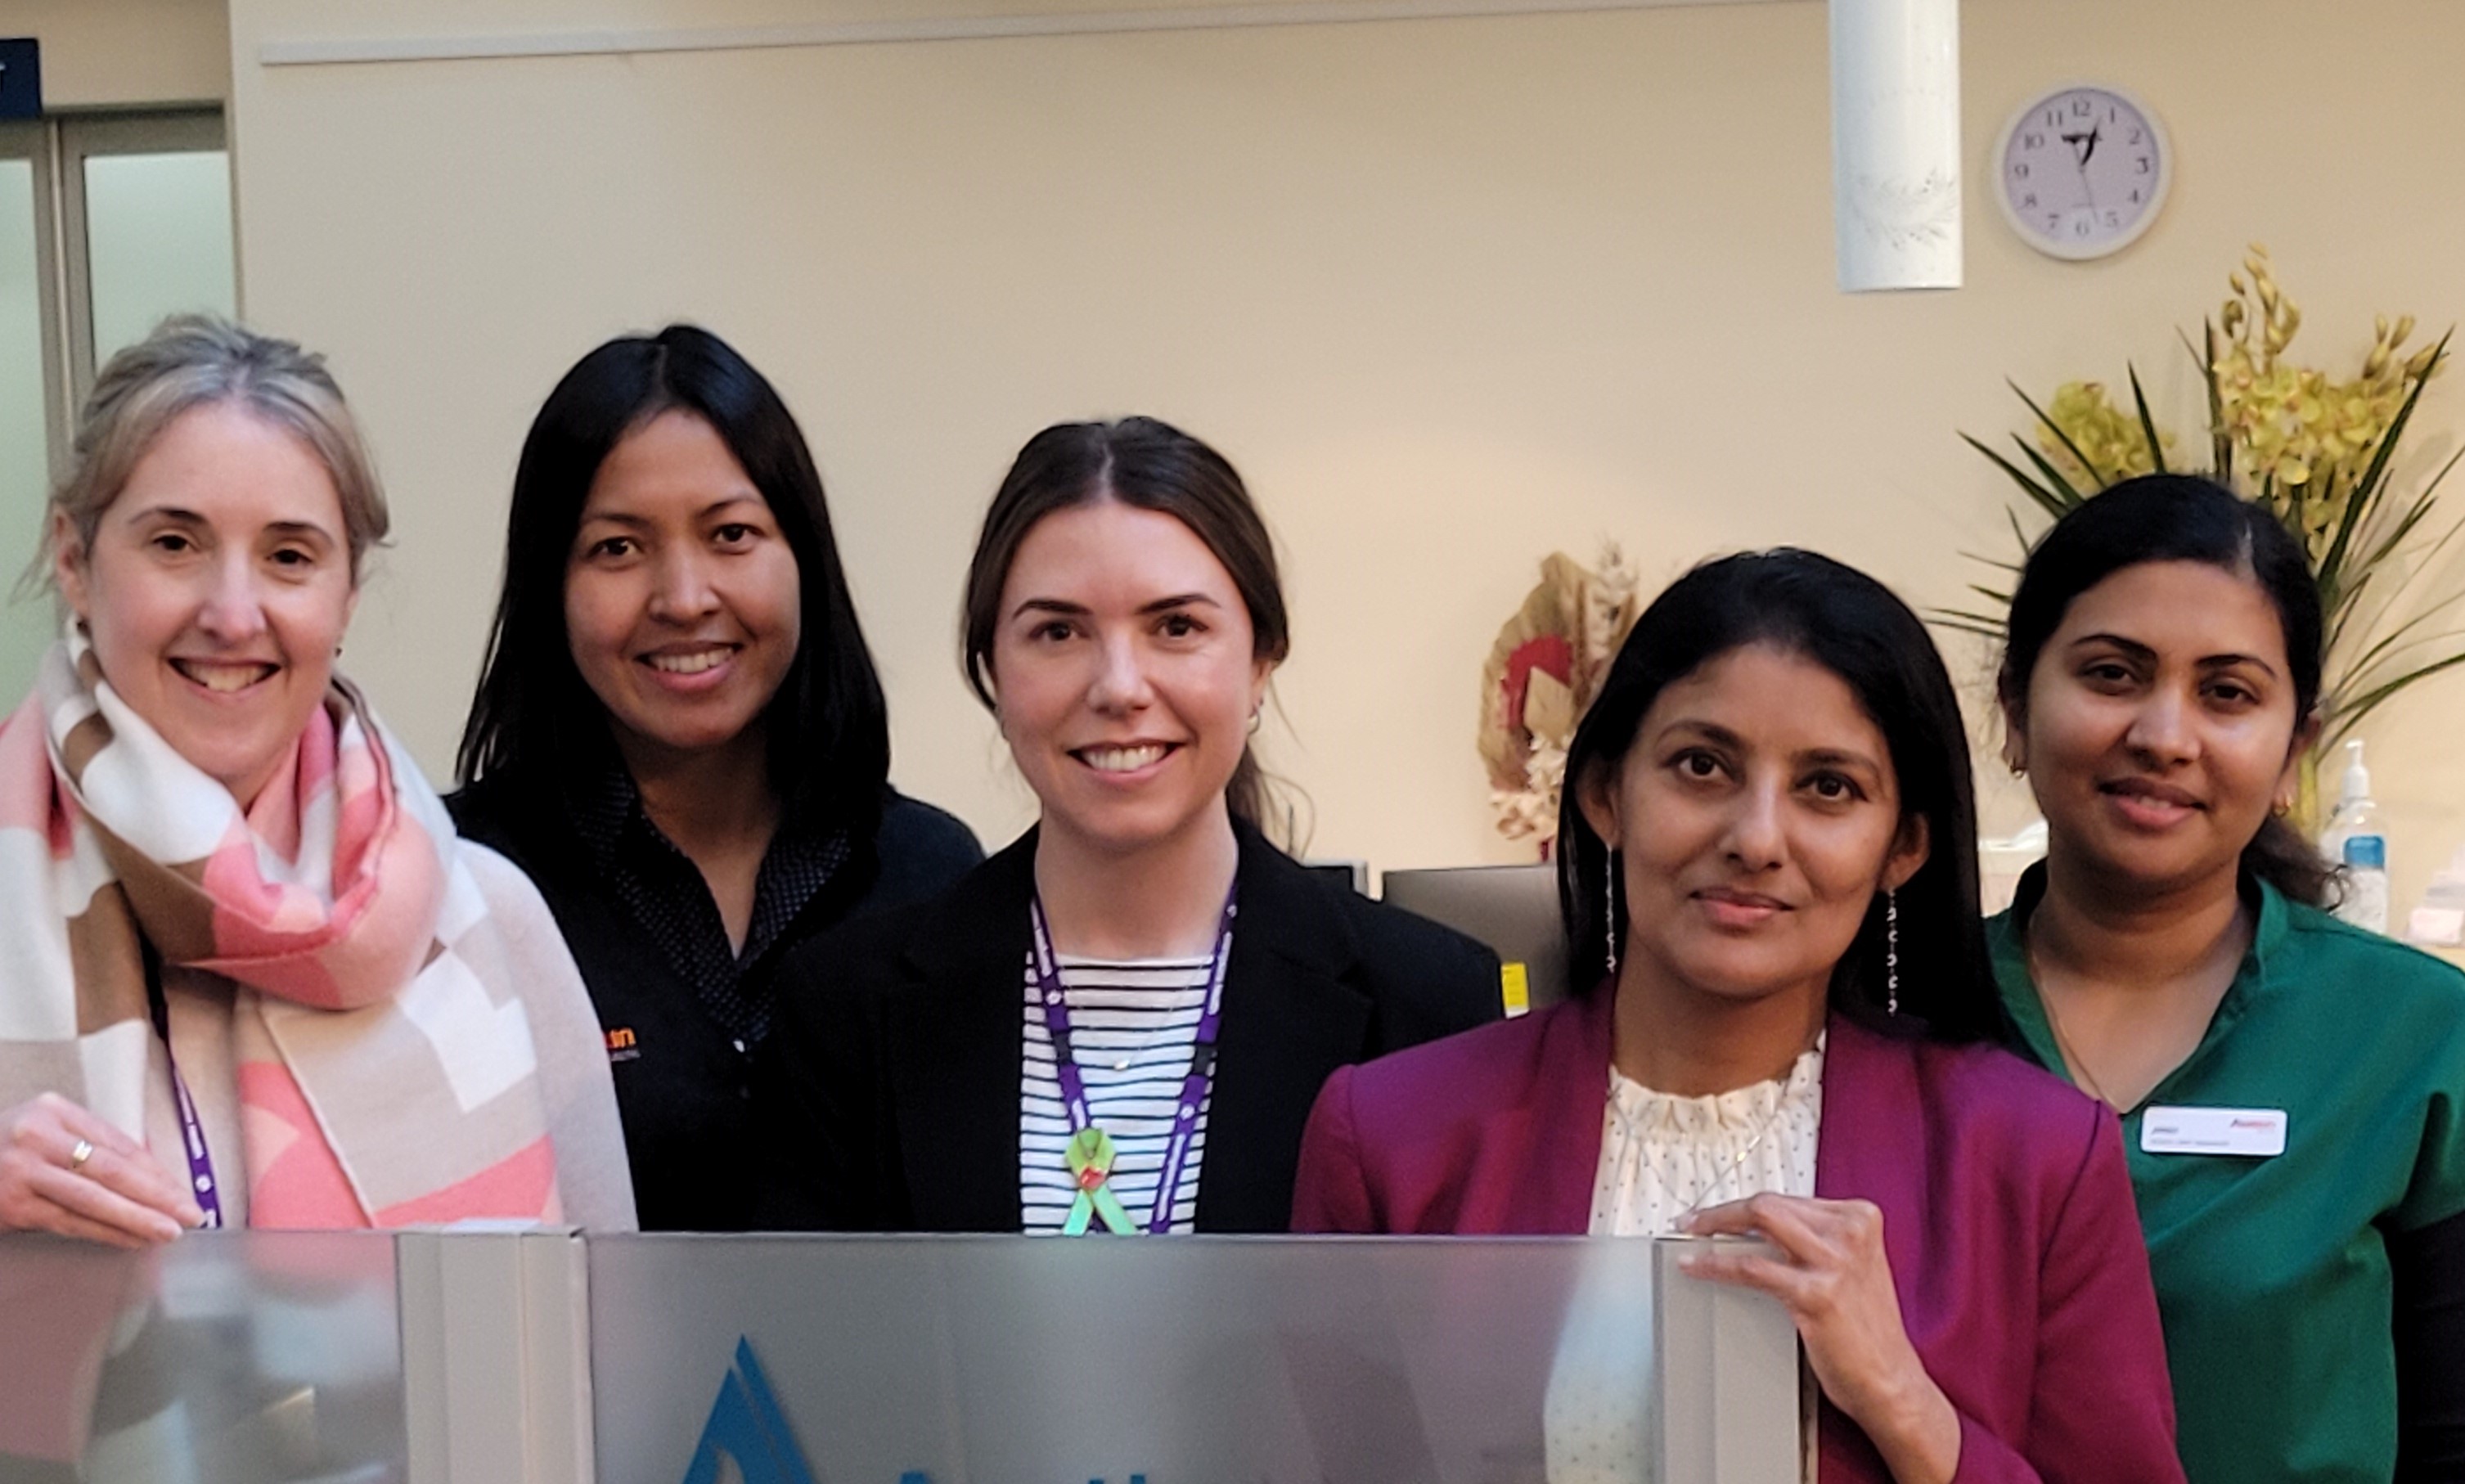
<box><xmin>1062</xmin><ymin>1126</ymin><xmax>1138</xmax><ymax>1236</ymax></box>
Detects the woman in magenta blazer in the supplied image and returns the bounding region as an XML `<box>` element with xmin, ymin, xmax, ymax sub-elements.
<box><xmin>1295</xmin><ymin>551</ymin><xmax>2182</xmax><ymax>1484</ymax></box>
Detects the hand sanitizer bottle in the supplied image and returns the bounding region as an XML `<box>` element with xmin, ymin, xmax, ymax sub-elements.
<box><xmin>2320</xmin><ymin>740</ymin><xmax>2389</xmax><ymax>933</ymax></box>
<box><xmin>2342</xmin><ymin>835</ymin><xmax>2391</xmax><ymax>934</ymax></box>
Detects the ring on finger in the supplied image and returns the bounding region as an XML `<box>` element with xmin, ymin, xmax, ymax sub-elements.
<box><xmin>68</xmin><ymin>1138</ymin><xmax>94</xmax><ymax>1172</ymax></box>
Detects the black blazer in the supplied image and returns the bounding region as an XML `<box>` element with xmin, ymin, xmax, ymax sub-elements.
<box><xmin>448</xmin><ymin>774</ymin><xmax>983</xmax><ymax>1232</ymax></box>
<box><xmin>754</xmin><ymin>821</ymin><xmax>1504</xmax><ymax>1233</ymax></box>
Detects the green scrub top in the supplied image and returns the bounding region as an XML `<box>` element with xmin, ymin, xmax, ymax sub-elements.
<box><xmin>1990</xmin><ymin>868</ymin><xmax>2465</xmax><ymax>1484</ymax></box>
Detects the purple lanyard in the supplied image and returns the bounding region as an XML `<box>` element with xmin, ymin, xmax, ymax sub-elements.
<box><xmin>142</xmin><ymin>944</ymin><xmax>227</xmax><ymax>1230</ymax></box>
<box><xmin>1028</xmin><ymin>884</ymin><xmax>1237</xmax><ymax>1235</ymax></box>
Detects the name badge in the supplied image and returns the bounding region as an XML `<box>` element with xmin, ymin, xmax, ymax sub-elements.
<box><xmin>2140</xmin><ymin>1106</ymin><xmax>2287</xmax><ymax>1158</ymax></box>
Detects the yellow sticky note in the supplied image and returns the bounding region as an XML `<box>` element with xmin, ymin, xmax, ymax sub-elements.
<box><xmin>1500</xmin><ymin>961</ymin><xmax>1531</xmax><ymax>1018</ymax></box>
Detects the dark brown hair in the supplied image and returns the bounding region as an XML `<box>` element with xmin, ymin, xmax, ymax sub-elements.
<box><xmin>961</xmin><ymin>417</ymin><xmax>1289</xmax><ymax>831</ymax></box>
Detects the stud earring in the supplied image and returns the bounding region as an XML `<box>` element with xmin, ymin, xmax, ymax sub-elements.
<box><xmin>1604</xmin><ymin>851</ymin><xmax>1620</xmax><ymax>979</ymax></box>
<box><xmin>1885</xmin><ymin>889</ymin><xmax>1900</xmax><ymax>1015</ymax></box>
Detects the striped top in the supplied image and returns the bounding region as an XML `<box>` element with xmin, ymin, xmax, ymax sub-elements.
<box><xmin>1019</xmin><ymin>951</ymin><xmax>1216</xmax><ymax>1234</ymax></box>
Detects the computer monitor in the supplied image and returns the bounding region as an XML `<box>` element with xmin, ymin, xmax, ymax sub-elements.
<box><xmin>1302</xmin><ymin>858</ymin><xmax>1371</xmax><ymax>896</ymax></box>
<box><xmin>1379</xmin><ymin>863</ymin><xmax>1571</xmax><ymax>1015</ymax></box>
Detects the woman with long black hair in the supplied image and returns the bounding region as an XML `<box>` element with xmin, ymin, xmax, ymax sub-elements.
<box><xmin>452</xmin><ymin>325</ymin><xmax>980</xmax><ymax>1232</ymax></box>
<box><xmin>1293</xmin><ymin>549</ymin><xmax>2182</xmax><ymax>1484</ymax></box>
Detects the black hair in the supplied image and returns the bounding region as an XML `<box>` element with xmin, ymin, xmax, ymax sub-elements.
<box><xmin>456</xmin><ymin>325</ymin><xmax>889</xmax><ymax>837</ymax></box>
<box><xmin>961</xmin><ymin>417</ymin><xmax>1291</xmax><ymax>833</ymax></box>
<box><xmin>1996</xmin><ymin>473</ymin><xmax>2331</xmax><ymax>906</ymax></box>
<box><xmin>1557</xmin><ymin>548</ymin><xmax>2002</xmax><ymax>1043</ymax></box>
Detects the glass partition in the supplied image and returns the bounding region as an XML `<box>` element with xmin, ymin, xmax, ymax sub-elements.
<box><xmin>0</xmin><ymin>1230</ymin><xmax>1795</xmax><ymax>1484</ymax></box>
<box><xmin>0</xmin><ymin>1231</ymin><xmax>407</xmax><ymax>1484</ymax></box>
<box><xmin>0</xmin><ymin>151</ymin><xmax>49</xmax><ymax>708</ymax></box>
<box><xmin>82</xmin><ymin>150</ymin><xmax>236</xmax><ymax>364</ymax></box>
<box><xmin>588</xmin><ymin>1234</ymin><xmax>1799</xmax><ymax>1484</ymax></box>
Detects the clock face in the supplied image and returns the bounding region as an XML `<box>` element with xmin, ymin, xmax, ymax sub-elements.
<box><xmin>1995</xmin><ymin>86</ymin><xmax>2170</xmax><ymax>260</ymax></box>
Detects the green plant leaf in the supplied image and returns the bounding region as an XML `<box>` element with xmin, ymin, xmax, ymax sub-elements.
<box><xmin>1960</xmin><ymin>433</ymin><xmax>2077</xmax><ymax>519</ymax></box>
<box><xmin>2128</xmin><ymin>363</ymin><xmax>2169</xmax><ymax>476</ymax></box>
<box><xmin>2354</xmin><ymin>329</ymin><xmax>2450</xmax><ymax>498</ymax></box>
<box><xmin>2340</xmin><ymin>600</ymin><xmax>2465</xmax><ymax>689</ymax></box>
<box><xmin>2319</xmin><ymin>467</ymin><xmax>2383</xmax><ymax>606</ymax></box>
<box><xmin>2009</xmin><ymin>380</ymin><xmax>2109</xmax><ymax>492</ymax></box>
<box><xmin>2326</xmin><ymin>648</ymin><xmax>2465</xmax><ymax>746</ymax></box>
<box><xmin>1927</xmin><ymin>609</ymin><xmax>2011</xmax><ymax>639</ymax></box>
<box><xmin>2188</xmin><ymin>322</ymin><xmax>2232</xmax><ymax>482</ymax></box>
<box><xmin>2012</xmin><ymin>435</ymin><xmax>2094</xmax><ymax>515</ymax></box>
<box><xmin>2005</xmin><ymin>505</ymin><xmax>2036</xmax><ymax>555</ymax></box>
<box><xmin>2320</xmin><ymin>329</ymin><xmax>2449</xmax><ymax>586</ymax></box>
<box><xmin>2354</xmin><ymin>446</ymin><xmax>2465</xmax><ymax>575</ymax></box>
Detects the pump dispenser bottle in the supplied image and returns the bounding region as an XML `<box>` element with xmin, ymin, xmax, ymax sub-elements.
<box><xmin>2319</xmin><ymin>739</ymin><xmax>2390</xmax><ymax>933</ymax></box>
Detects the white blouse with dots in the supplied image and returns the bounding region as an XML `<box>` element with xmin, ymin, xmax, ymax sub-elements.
<box><xmin>1544</xmin><ymin>1038</ymin><xmax>1825</xmax><ymax>1484</ymax></box>
<box><xmin>1586</xmin><ymin>1036</ymin><xmax>1825</xmax><ymax>1235</ymax></box>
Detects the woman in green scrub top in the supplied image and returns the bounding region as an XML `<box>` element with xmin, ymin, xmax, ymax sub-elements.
<box><xmin>1988</xmin><ymin>474</ymin><xmax>2465</xmax><ymax>1484</ymax></box>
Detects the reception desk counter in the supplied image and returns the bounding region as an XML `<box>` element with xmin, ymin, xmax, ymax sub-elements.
<box><xmin>0</xmin><ymin>1232</ymin><xmax>1798</xmax><ymax>1484</ymax></box>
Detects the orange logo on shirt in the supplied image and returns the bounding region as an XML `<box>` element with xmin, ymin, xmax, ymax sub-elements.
<box><xmin>606</xmin><ymin>1027</ymin><xmax>641</xmax><ymax>1063</ymax></box>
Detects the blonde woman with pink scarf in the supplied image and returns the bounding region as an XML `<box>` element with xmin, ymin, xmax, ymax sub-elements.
<box><xmin>0</xmin><ymin>316</ymin><xmax>633</xmax><ymax>1243</ymax></box>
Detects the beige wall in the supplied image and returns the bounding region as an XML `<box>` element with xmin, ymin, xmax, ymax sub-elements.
<box><xmin>0</xmin><ymin>0</ymin><xmax>230</xmax><ymax>106</ymax></box>
<box><xmin>223</xmin><ymin>0</ymin><xmax>2465</xmax><ymax>920</ymax></box>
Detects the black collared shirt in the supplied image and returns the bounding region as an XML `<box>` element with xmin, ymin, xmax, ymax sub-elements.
<box><xmin>449</xmin><ymin>769</ymin><xmax>984</xmax><ymax>1230</ymax></box>
<box><xmin>569</xmin><ymin>766</ymin><xmax>852</xmax><ymax>1046</ymax></box>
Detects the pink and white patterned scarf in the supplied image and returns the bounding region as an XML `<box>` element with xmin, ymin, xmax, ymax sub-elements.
<box><xmin>0</xmin><ymin>633</ymin><xmax>565</xmax><ymax>1227</ymax></box>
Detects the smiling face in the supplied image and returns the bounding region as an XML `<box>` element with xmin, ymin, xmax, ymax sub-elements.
<box><xmin>2008</xmin><ymin>559</ymin><xmax>2307</xmax><ymax>897</ymax></box>
<box><xmin>1581</xmin><ymin>642</ymin><xmax>1927</xmax><ymax>1015</ymax></box>
<box><xmin>988</xmin><ymin>498</ymin><xmax>1273</xmax><ymax>860</ymax></box>
<box><xmin>564</xmin><ymin>410</ymin><xmax>802</xmax><ymax>769</ymax></box>
<box><xmin>54</xmin><ymin>402</ymin><xmax>358</xmax><ymax>807</ymax></box>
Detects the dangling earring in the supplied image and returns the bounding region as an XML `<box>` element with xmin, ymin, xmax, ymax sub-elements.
<box><xmin>1884</xmin><ymin>889</ymin><xmax>1900</xmax><ymax>1015</ymax></box>
<box><xmin>1604</xmin><ymin>851</ymin><xmax>1620</xmax><ymax>979</ymax></box>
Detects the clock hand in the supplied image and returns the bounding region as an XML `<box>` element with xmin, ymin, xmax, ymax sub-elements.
<box><xmin>2080</xmin><ymin>124</ymin><xmax>2102</xmax><ymax>167</ymax></box>
<box><xmin>2059</xmin><ymin>129</ymin><xmax>2100</xmax><ymax>210</ymax></box>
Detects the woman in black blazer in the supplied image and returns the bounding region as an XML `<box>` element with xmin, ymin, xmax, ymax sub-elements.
<box><xmin>757</xmin><ymin>417</ymin><xmax>1500</xmax><ymax>1234</ymax></box>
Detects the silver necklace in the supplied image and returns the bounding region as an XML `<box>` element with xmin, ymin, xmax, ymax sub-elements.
<box><xmin>1608</xmin><ymin>1046</ymin><xmax>1816</xmax><ymax>1225</ymax></box>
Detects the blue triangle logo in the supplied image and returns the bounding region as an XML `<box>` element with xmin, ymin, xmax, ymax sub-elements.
<box><xmin>681</xmin><ymin>1338</ymin><xmax>819</xmax><ymax>1484</ymax></box>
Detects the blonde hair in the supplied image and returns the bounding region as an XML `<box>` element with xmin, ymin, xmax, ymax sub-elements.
<box><xmin>47</xmin><ymin>314</ymin><xmax>389</xmax><ymax>581</ymax></box>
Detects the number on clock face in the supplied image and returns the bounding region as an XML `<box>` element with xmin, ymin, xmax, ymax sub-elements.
<box><xmin>1996</xmin><ymin>86</ymin><xmax>2168</xmax><ymax>260</ymax></box>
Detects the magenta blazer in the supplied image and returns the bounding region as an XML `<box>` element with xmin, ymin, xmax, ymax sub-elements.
<box><xmin>1293</xmin><ymin>991</ymin><xmax>2184</xmax><ymax>1484</ymax></box>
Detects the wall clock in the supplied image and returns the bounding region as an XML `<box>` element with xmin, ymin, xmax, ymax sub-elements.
<box><xmin>1993</xmin><ymin>84</ymin><xmax>2171</xmax><ymax>260</ymax></box>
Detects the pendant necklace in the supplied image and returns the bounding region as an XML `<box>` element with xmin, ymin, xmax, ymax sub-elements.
<box><xmin>2033</xmin><ymin>965</ymin><xmax>2125</xmax><ymax>1110</ymax></box>
<box><xmin>2025</xmin><ymin>930</ymin><xmax>2130</xmax><ymax>1109</ymax></box>
<box><xmin>1612</xmin><ymin>1042</ymin><xmax>1816</xmax><ymax>1229</ymax></box>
